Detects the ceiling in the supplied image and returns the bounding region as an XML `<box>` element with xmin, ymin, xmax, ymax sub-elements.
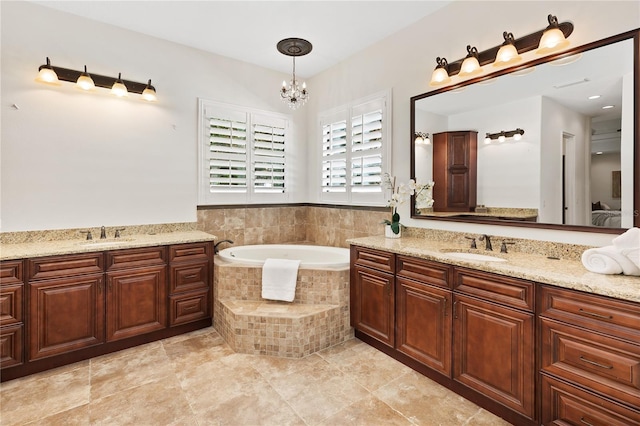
<box><xmin>30</xmin><ymin>0</ymin><xmax>452</xmax><ymax>78</ymax></box>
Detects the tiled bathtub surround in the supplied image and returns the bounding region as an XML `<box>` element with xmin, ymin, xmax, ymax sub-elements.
<box><xmin>214</xmin><ymin>260</ymin><xmax>353</xmax><ymax>357</ymax></box>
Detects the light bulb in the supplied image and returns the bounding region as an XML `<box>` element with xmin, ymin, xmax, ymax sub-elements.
<box><xmin>429</xmin><ymin>57</ymin><xmax>451</xmax><ymax>87</ymax></box>
<box><xmin>536</xmin><ymin>15</ymin><xmax>570</xmax><ymax>54</ymax></box>
<box><xmin>458</xmin><ymin>46</ymin><xmax>482</xmax><ymax>78</ymax></box>
<box><xmin>513</xmin><ymin>133</ymin><xmax>522</xmax><ymax>141</ymax></box>
<box><xmin>141</xmin><ymin>79</ymin><xmax>157</xmax><ymax>102</ymax></box>
<box><xmin>498</xmin><ymin>134</ymin><xmax>506</xmax><ymax>143</ymax></box>
<box><xmin>484</xmin><ymin>135</ymin><xmax>491</xmax><ymax>144</ymax></box>
<box><xmin>76</xmin><ymin>65</ymin><xmax>95</xmax><ymax>90</ymax></box>
<box><xmin>36</xmin><ymin>57</ymin><xmax>60</xmax><ymax>84</ymax></box>
<box><xmin>111</xmin><ymin>73</ymin><xmax>128</xmax><ymax>97</ymax></box>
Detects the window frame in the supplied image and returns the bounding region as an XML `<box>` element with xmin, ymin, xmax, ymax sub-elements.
<box><xmin>198</xmin><ymin>98</ymin><xmax>292</xmax><ymax>205</ymax></box>
<box><xmin>319</xmin><ymin>89</ymin><xmax>392</xmax><ymax>206</ymax></box>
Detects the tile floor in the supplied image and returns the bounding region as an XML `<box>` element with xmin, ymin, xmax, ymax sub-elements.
<box><xmin>0</xmin><ymin>327</ymin><xmax>511</xmax><ymax>425</ymax></box>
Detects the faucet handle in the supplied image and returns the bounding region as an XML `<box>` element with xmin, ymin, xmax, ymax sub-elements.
<box><xmin>500</xmin><ymin>241</ymin><xmax>515</xmax><ymax>253</ymax></box>
<box><xmin>464</xmin><ymin>236</ymin><xmax>477</xmax><ymax>249</ymax></box>
<box><xmin>114</xmin><ymin>228</ymin><xmax>126</xmax><ymax>238</ymax></box>
<box><xmin>80</xmin><ymin>230</ymin><xmax>93</xmax><ymax>240</ymax></box>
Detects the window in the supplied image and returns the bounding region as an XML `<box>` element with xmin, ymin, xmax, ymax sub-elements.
<box><xmin>320</xmin><ymin>90</ymin><xmax>391</xmax><ymax>205</ymax></box>
<box><xmin>198</xmin><ymin>99</ymin><xmax>291</xmax><ymax>204</ymax></box>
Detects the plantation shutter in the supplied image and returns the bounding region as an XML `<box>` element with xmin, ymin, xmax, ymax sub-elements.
<box><xmin>204</xmin><ymin>107</ymin><xmax>248</xmax><ymax>193</ymax></box>
<box><xmin>253</xmin><ymin>115</ymin><xmax>286</xmax><ymax>193</ymax></box>
<box><xmin>321</xmin><ymin>112</ymin><xmax>348</xmax><ymax>193</ymax></box>
<box><xmin>351</xmin><ymin>99</ymin><xmax>383</xmax><ymax>194</ymax></box>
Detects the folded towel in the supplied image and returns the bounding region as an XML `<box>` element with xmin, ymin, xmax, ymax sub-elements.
<box><xmin>612</xmin><ymin>227</ymin><xmax>640</xmax><ymax>268</ymax></box>
<box><xmin>581</xmin><ymin>245</ymin><xmax>640</xmax><ymax>276</ymax></box>
<box><xmin>261</xmin><ymin>258</ymin><xmax>301</xmax><ymax>302</ymax></box>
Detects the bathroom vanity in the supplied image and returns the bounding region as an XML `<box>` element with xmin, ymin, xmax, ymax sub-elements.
<box><xmin>0</xmin><ymin>231</ymin><xmax>214</xmax><ymax>381</ymax></box>
<box><xmin>349</xmin><ymin>237</ymin><xmax>640</xmax><ymax>426</ymax></box>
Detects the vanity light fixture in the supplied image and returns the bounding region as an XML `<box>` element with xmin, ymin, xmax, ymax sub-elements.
<box><xmin>415</xmin><ymin>132</ymin><xmax>431</xmax><ymax>145</ymax></box>
<box><xmin>536</xmin><ymin>14</ymin><xmax>571</xmax><ymax>55</ymax></box>
<box><xmin>35</xmin><ymin>58</ymin><xmax>158</xmax><ymax>101</ymax></box>
<box><xmin>427</xmin><ymin>14</ymin><xmax>572</xmax><ymax>87</ymax></box>
<box><xmin>76</xmin><ymin>66</ymin><xmax>95</xmax><ymax>91</ymax></box>
<box><xmin>111</xmin><ymin>73</ymin><xmax>128</xmax><ymax>97</ymax></box>
<box><xmin>458</xmin><ymin>46</ymin><xmax>482</xmax><ymax>78</ymax></box>
<box><xmin>484</xmin><ymin>128</ymin><xmax>525</xmax><ymax>144</ymax></box>
<box><xmin>493</xmin><ymin>32</ymin><xmax>522</xmax><ymax>67</ymax></box>
<box><xmin>36</xmin><ymin>57</ymin><xmax>60</xmax><ymax>84</ymax></box>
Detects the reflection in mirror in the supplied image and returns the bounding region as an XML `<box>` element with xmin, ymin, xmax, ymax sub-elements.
<box><xmin>411</xmin><ymin>31</ymin><xmax>638</xmax><ymax>232</ymax></box>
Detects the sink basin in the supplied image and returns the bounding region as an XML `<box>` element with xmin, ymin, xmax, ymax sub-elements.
<box><xmin>78</xmin><ymin>239</ymin><xmax>133</xmax><ymax>247</ymax></box>
<box><xmin>443</xmin><ymin>252</ymin><xmax>507</xmax><ymax>262</ymax></box>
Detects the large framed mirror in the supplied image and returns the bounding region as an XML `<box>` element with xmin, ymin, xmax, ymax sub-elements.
<box><xmin>410</xmin><ymin>29</ymin><xmax>639</xmax><ymax>233</ymax></box>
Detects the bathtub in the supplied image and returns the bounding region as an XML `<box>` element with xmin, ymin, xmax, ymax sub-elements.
<box><xmin>217</xmin><ymin>244</ymin><xmax>350</xmax><ymax>270</ymax></box>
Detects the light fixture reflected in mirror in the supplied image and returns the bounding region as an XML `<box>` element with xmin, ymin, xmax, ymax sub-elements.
<box><xmin>494</xmin><ymin>32</ymin><xmax>522</xmax><ymax>67</ymax></box>
<box><xmin>141</xmin><ymin>80</ymin><xmax>157</xmax><ymax>102</ymax></box>
<box><xmin>484</xmin><ymin>128</ymin><xmax>524</xmax><ymax>144</ymax></box>
<box><xmin>76</xmin><ymin>65</ymin><xmax>95</xmax><ymax>91</ymax></box>
<box><xmin>415</xmin><ymin>132</ymin><xmax>430</xmax><ymax>145</ymax></box>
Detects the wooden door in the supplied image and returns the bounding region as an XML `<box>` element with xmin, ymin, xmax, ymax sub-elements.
<box><xmin>28</xmin><ymin>275</ymin><xmax>104</xmax><ymax>360</ymax></box>
<box><xmin>106</xmin><ymin>266</ymin><xmax>166</xmax><ymax>342</ymax></box>
<box><xmin>396</xmin><ymin>276</ymin><xmax>452</xmax><ymax>376</ymax></box>
<box><xmin>352</xmin><ymin>266</ymin><xmax>394</xmax><ymax>347</ymax></box>
<box><xmin>453</xmin><ymin>294</ymin><xmax>535</xmax><ymax>419</ymax></box>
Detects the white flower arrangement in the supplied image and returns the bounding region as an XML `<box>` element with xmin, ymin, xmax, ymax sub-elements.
<box><xmin>382</xmin><ymin>173</ymin><xmax>434</xmax><ymax>234</ymax></box>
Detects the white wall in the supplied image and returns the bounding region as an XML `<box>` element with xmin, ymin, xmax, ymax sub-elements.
<box><xmin>1</xmin><ymin>1</ymin><xmax>307</xmax><ymax>232</ymax></box>
<box><xmin>305</xmin><ymin>0</ymin><xmax>639</xmax><ymax>246</ymax></box>
<box><xmin>590</xmin><ymin>153</ymin><xmax>622</xmax><ymax>210</ymax></box>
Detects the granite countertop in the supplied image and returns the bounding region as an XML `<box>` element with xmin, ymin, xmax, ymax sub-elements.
<box><xmin>347</xmin><ymin>236</ymin><xmax>640</xmax><ymax>304</ymax></box>
<box><xmin>0</xmin><ymin>230</ymin><xmax>217</xmax><ymax>261</ymax></box>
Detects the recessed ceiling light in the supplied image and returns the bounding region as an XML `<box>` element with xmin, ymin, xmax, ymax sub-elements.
<box><xmin>588</xmin><ymin>95</ymin><xmax>601</xmax><ymax>100</ymax></box>
<box><xmin>596</xmin><ymin>151</ymin><xmax>603</xmax><ymax>155</ymax></box>
<box><xmin>602</xmin><ymin>105</ymin><xmax>615</xmax><ymax>109</ymax></box>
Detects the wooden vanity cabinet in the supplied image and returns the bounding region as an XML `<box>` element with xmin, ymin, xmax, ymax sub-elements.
<box><xmin>396</xmin><ymin>255</ymin><xmax>452</xmax><ymax>376</ymax></box>
<box><xmin>1</xmin><ymin>260</ymin><xmax>25</xmax><ymax>368</ymax></box>
<box><xmin>105</xmin><ymin>247</ymin><xmax>167</xmax><ymax>342</ymax></box>
<box><xmin>453</xmin><ymin>268</ymin><xmax>536</xmax><ymax>419</ymax></box>
<box><xmin>27</xmin><ymin>253</ymin><xmax>105</xmax><ymax>361</ymax></box>
<box><xmin>539</xmin><ymin>285</ymin><xmax>640</xmax><ymax>424</ymax></box>
<box><xmin>432</xmin><ymin>131</ymin><xmax>477</xmax><ymax>212</ymax></box>
<box><xmin>168</xmin><ymin>242</ymin><xmax>212</xmax><ymax>326</ymax></box>
<box><xmin>350</xmin><ymin>246</ymin><xmax>395</xmax><ymax>347</ymax></box>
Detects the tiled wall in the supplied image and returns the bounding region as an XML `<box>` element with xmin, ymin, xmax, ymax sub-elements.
<box><xmin>197</xmin><ymin>205</ymin><xmax>389</xmax><ymax>248</ymax></box>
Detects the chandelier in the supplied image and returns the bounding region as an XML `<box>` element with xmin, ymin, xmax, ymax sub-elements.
<box><xmin>277</xmin><ymin>38</ymin><xmax>312</xmax><ymax>110</ymax></box>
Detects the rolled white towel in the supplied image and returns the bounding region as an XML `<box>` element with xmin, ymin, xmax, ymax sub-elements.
<box><xmin>612</xmin><ymin>227</ymin><xmax>640</xmax><ymax>269</ymax></box>
<box><xmin>581</xmin><ymin>245</ymin><xmax>640</xmax><ymax>276</ymax></box>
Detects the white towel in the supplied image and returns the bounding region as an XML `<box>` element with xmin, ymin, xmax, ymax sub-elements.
<box><xmin>581</xmin><ymin>245</ymin><xmax>640</xmax><ymax>276</ymax></box>
<box><xmin>612</xmin><ymin>227</ymin><xmax>640</xmax><ymax>269</ymax></box>
<box><xmin>261</xmin><ymin>258</ymin><xmax>301</xmax><ymax>302</ymax></box>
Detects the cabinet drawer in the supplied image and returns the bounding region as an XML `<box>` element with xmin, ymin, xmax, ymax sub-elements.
<box><xmin>1</xmin><ymin>260</ymin><xmax>23</xmax><ymax>285</ymax></box>
<box><xmin>453</xmin><ymin>267</ymin><xmax>534</xmax><ymax>311</ymax></box>
<box><xmin>352</xmin><ymin>246</ymin><xmax>395</xmax><ymax>273</ymax></box>
<box><xmin>396</xmin><ymin>255</ymin><xmax>451</xmax><ymax>289</ymax></box>
<box><xmin>169</xmin><ymin>242</ymin><xmax>211</xmax><ymax>263</ymax></box>
<box><xmin>169</xmin><ymin>288</ymin><xmax>209</xmax><ymax>326</ymax></box>
<box><xmin>0</xmin><ymin>284</ymin><xmax>23</xmax><ymax>325</ymax></box>
<box><xmin>541</xmin><ymin>374</ymin><xmax>640</xmax><ymax>425</ymax></box>
<box><xmin>170</xmin><ymin>262</ymin><xmax>209</xmax><ymax>294</ymax></box>
<box><xmin>540</xmin><ymin>285</ymin><xmax>640</xmax><ymax>343</ymax></box>
<box><xmin>0</xmin><ymin>323</ymin><xmax>23</xmax><ymax>369</ymax></box>
<box><xmin>106</xmin><ymin>246</ymin><xmax>166</xmax><ymax>271</ymax></box>
<box><xmin>29</xmin><ymin>253</ymin><xmax>103</xmax><ymax>280</ymax></box>
<box><xmin>541</xmin><ymin>318</ymin><xmax>640</xmax><ymax>408</ymax></box>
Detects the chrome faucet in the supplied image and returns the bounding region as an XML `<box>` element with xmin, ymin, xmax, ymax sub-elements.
<box><xmin>100</xmin><ymin>226</ymin><xmax>107</xmax><ymax>239</ymax></box>
<box><xmin>479</xmin><ymin>234</ymin><xmax>492</xmax><ymax>251</ymax></box>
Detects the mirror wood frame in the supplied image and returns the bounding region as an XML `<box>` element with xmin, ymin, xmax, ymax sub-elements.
<box><xmin>410</xmin><ymin>29</ymin><xmax>640</xmax><ymax>234</ymax></box>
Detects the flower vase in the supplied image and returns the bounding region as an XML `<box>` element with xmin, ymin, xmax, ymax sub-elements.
<box><xmin>385</xmin><ymin>224</ymin><xmax>401</xmax><ymax>239</ymax></box>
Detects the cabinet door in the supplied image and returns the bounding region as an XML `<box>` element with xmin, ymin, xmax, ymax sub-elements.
<box><xmin>453</xmin><ymin>294</ymin><xmax>535</xmax><ymax>419</ymax></box>
<box><xmin>28</xmin><ymin>275</ymin><xmax>104</xmax><ymax>360</ymax></box>
<box><xmin>352</xmin><ymin>266</ymin><xmax>394</xmax><ymax>347</ymax></box>
<box><xmin>1</xmin><ymin>323</ymin><xmax>23</xmax><ymax>368</ymax></box>
<box><xmin>396</xmin><ymin>276</ymin><xmax>451</xmax><ymax>376</ymax></box>
<box><xmin>106</xmin><ymin>266</ymin><xmax>166</xmax><ymax>342</ymax></box>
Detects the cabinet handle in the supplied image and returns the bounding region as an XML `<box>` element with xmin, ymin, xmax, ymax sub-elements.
<box><xmin>580</xmin><ymin>416</ymin><xmax>596</xmax><ymax>426</ymax></box>
<box><xmin>453</xmin><ymin>301</ymin><xmax>458</xmax><ymax>319</ymax></box>
<box><xmin>578</xmin><ymin>308</ymin><xmax>612</xmax><ymax>320</ymax></box>
<box><xmin>184</xmin><ymin>274</ymin><xmax>199</xmax><ymax>280</ymax></box>
<box><xmin>443</xmin><ymin>297</ymin><xmax>448</xmax><ymax>317</ymax></box>
<box><xmin>579</xmin><ymin>356</ymin><xmax>613</xmax><ymax>370</ymax></box>
<box><xmin>98</xmin><ymin>278</ymin><xmax>103</xmax><ymax>293</ymax></box>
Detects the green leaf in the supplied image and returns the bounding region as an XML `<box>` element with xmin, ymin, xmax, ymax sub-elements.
<box><xmin>392</xmin><ymin>212</ymin><xmax>400</xmax><ymax>223</ymax></box>
<box><xmin>390</xmin><ymin>221</ymin><xmax>400</xmax><ymax>234</ymax></box>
